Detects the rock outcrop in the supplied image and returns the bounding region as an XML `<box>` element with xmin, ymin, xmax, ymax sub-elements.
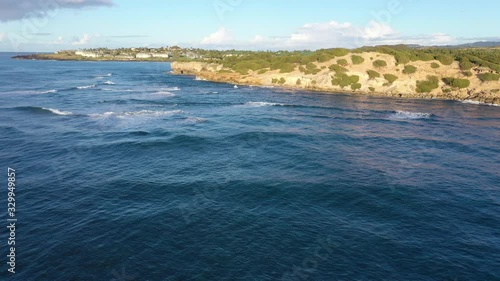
<box><xmin>171</xmin><ymin>52</ymin><xmax>500</xmax><ymax>105</ymax></box>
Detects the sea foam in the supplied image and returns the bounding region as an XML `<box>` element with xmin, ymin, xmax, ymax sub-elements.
<box><xmin>390</xmin><ymin>110</ymin><xmax>433</xmax><ymax>120</ymax></box>
<box><xmin>43</xmin><ymin>107</ymin><xmax>73</xmax><ymax>116</ymax></box>
<box><xmin>77</xmin><ymin>84</ymin><xmax>96</xmax><ymax>90</ymax></box>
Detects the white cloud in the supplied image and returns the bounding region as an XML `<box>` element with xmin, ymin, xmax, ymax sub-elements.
<box><xmin>0</xmin><ymin>0</ymin><xmax>114</xmax><ymax>22</ymax></box>
<box><xmin>252</xmin><ymin>35</ymin><xmax>264</xmax><ymax>43</ymax></box>
<box><xmin>201</xmin><ymin>27</ymin><xmax>233</xmax><ymax>45</ymax></box>
<box><xmin>198</xmin><ymin>20</ymin><xmax>460</xmax><ymax>50</ymax></box>
<box><xmin>0</xmin><ymin>32</ymin><xmax>5</xmax><ymax>42</ymax></box>
<box><xmin>52</xmin><ymin>36</ymin><xmax>64</xmax><ymax>45</ymax></box>
<box><xmin>72</xmin><ymin>33</ymin><xmax>91</xmax><ymax>45</ymax></box>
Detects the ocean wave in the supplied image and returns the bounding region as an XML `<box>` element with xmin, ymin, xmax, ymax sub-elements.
<box><xmin>155</xmin><ymin>91</ymin><xmax>176</xmax><ymax>97</ymax></box>
<box><xmin>161</xmin><ymin>87</ymin><xmax>181</xmax><ymax>91</ymax></box>
<box><xmin>184</xmin><ymin>117</ymin><xmax>207</xmax><ymax>123</ymax></box>
<box><xmin>461</xmin><ymin>100</ymin><xmax>500</xmax><ymax>107</ymax></box>
<box><xmin>89</xmin><ymin>110</ymin><xmax>183</xmax><ymax>118</ymax></box>
<box><xmin>77</xmin><ymin>84</ymin><xmax>96</xmax><ymax>90</ymax></box>
<box><xmin>103</xmin><ymin>81</ymin><xmax>115</xmax><ymax>85</ymax></box>
<box><xmin>95</xmin><ymin>73</ymin><xmax>112</xmax><ymax>79</ymax></box>
<box><xmin>390</xmin><ymin>110</ymin><xmax>433</xmax><ymax>120</ymax></box>
<box><xmin>39</xmin><ymin>89</ymin><xmax>58</xmax><ymax>94</ymax></box>
<box><xmin>43</xmin><ymin>107</ymin><xmax>73</xmax><ymax>116</ymax></box>
<box><xmin>12</xmin><ymin>106</ymin><xmax>73</xmax><ymax>116</ymax></box>
<box><xmin>243</xmin><ymin>101</ymin><xmax>285</xmax><ymax>107</ymax></box>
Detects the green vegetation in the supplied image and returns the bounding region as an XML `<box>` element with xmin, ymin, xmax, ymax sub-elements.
<box><xmin>279</xmin><ymin>77</ymin><xmax>286</xmax><ymax>84</ymax></box>
<box><xmin>431</xmin><ymin>62</ymin><xmax>440</xmax><ymax>69</ymax></box>
<box><xmin>355</xmin><ymin>45</ymin><xmax>500</xmax><ymax>73</ymax></box>
<box><xmin>257</xmin><ymin>69</ymin><xmax>268</xmax><ymax>74</ymax></box>
<box><xmin>296</xmin><ymin>79</ymin><xmax>302</xmax><ymax>85</ymax></box>
<box><xmin>463</xmin><ymin>71</ymin><xmax>473</xmax><ymax>77</ymax></box>
<box><xmin>329</xmin><ymin>64</ymin><xmax>348</xmax><ymax>73</ymax></box>
<box><xmin>402</xmin><ymin>65</ymin><xmax>417</xmax><ymax>75</ymax></box>
<box><xmin>442</xmin><ymin>77</ymin><xmax>470</xmax><ymax>89</ymax></box>
<box><xmin>369</xmin><ymin>87</ymin><xmax>376</xmax><ymax>92</ymax></box>
<box><xmin>436</xmin><ymin>55</ymin><xmax>454</xmax><ymax>65</ymax></box>
<box><xmin>351</xmin><ymin>55</ymin><xmax>365</xmax><ymax>65</ymax></box>
<box><xmin>279</xmin><ymin>63</ymin><xmax>296</xmax><ymax>73</ymax></box>
<box><xmin>337</xmin><ymin>59</ymin><xmax>349</xmax><ymax>66</ymax></box>
<box><xmin>384</xmin><ymin>74</ymin><xmax>398</xmax><ymax>84</ymax></box>
<box><xmin>331</xmin><ymin>74</ymin><xmax>360</xmax><ymax>88</ymax></box>
<box><xmin>373</xmin><ymin>59</ymin><xmax>387</xmax><ymax>68</ymax></box>
<box><xmin>351</xmin><ymin>83</ymin><xmax>362</xmax><ymax>90</ymax></box>
<box><xmin>416</xmin><ymin>75</ymin><xmax>440</xmax><ymax>93</ymax></box>
<box><xmin>478</xmin><ymin>73</ymin><xmax>500</xmax><ymax>82</ymax></box>
<box><xmin>367</xmin><ymin>70</ymin><xmax>381</xmax><ymax>79</ymax></box>
<box><xmin>300</xmin><ymin>62</ymin><xmax>321</xmax><ymax>75</ymax></box>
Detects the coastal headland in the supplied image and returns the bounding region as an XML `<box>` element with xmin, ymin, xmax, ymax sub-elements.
<box><xmin>170</xmin><ymin>47</ymin><xmax>500</xmax><ymax>105</ymax></box>
<box><xmin>14</xmin><ymin>45</ymin><xmax>500</xmax><ymax>104</ymax></box>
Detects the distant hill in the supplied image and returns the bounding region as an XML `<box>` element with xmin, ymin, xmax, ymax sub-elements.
<box><xmin>446</xmin><ymin>41</ymin><xmax>500</xmax><ymax>48</ymax></box>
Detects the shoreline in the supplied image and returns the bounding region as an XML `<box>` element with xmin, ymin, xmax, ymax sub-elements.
<box><xmin>171</xmin><ymin>60</ymin><xmax>500</xmax><ymax>106</ymax></box>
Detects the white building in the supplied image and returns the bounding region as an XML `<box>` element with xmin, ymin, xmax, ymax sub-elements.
<box><xmin>75</xmin><ymin>51</ymin><xmax>99</xmax><ymax>58</ymax></box>
<box><xmin>152</xmin><ymin>53</ymin><xmax>172</xmax><ymax>58</ymax></box>
<box><xmin>136</xmin><ymin>53</ymin><xmax>152</xmax><ymax>59</ymax></box>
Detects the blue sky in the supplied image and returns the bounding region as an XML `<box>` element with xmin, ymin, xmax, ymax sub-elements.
<box><xmin>0</xmin><ymin>0</ymin><xmax>499</xmax><ymax>52</ymax></box>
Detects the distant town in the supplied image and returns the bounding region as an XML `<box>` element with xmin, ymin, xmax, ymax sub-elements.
<box><xmin>12</xmin><ymin>46</ymin><xmax>249</xmax><ymax>62</ymax></box>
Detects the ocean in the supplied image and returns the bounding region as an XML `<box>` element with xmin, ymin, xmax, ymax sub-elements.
<box><xmin>0</xmin><ymin>52</ymin><xmax>499</xmax><ymax>280</ymax></box>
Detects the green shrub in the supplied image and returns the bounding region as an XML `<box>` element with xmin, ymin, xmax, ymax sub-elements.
<box><xmin>369</xmin><ymin>87</ymin><xmax>375</xmax><ymax>92</ymax></box>
<box><xmin>431</xmin><ymin>62</ymin><xmax>440</xmax><ymax>69</ymax></box>
<box><xmin>436</xmin><ymin>55</ymin><xmax>454</xmax><ymax>65</ymax></box>
<box><xmin>402</xmin><ymin>65</ymin><xmax>417</xmax><ymax>74</ymax></box>
<box><xmin>279</xmin><ymin>63</ymin><xmax>296</xmax><ymax>73</ymax></box>
<box><xmin>331</xmin><ymin>73</ymin><xmax>359</xmax><ymax>88</ymax></box>
<box><xmin>394</xmin><ymin>53</ymin><xmax>410</xmax><ymax>65</ymax></box>
<box><xmin>373</xmin><ymin>60</ymin><xmax>387</xmax><ymax>68</ymax></box>
<box><xmin>443</xmin><ymin>88</ymin><xmax>452</xmax><ymax>93</ymax></box>
<box><xmin>418</xmin><ymin>53</ymin><xmax>435</xmax><ymax>61</ymax></box>
<box><xmin>272</xmin><ymin>78</ymin><xmax>278</xmax><ymax>84</ymax></box>
<box><xmin>416</xmin><ymin>75</ymin><xmax>440</xmax><ymax>93</ymax></box>
<box><xmin>384</xmin><ymin>74</ymin><xmax>398</xmax><ymax>84</ymax></box>
<box><xmin>337</xmin><ymin>59</ymin><xmax>348</xmax><ymax>66</ymax></box>
<box><xmin>329</xmin><ymin>64</ymin><xmax>348</xmax><ymax>73</ymax></box>
<box><xmin>442</xmin><ymin>77</ymin><xmax>470</xmax><ymax>89</ymax></box>
<box><xmin>296</xmin><ymin>79</ymin><xmax>302</xmax><ymax>85</ymax></box>
<box><xmin>463</xmin><ymin>71</ymin><xmax>472</xmax><ymax>77</ymax></box>
<box><xmin>478</xmin><ymin>73</ymin><xmax>500</xmax><ymax>82</ymax></box>
<box><xmin>459</xmin><ymin>58</ymin><xmax>474</xmax><ymax>70</ymax></box>
<box><xmin>258</xmin><ymin>69</ymin><xmax>268</xmax><ymax>74</ymax></box>
<box><xmin>351</xmin><ymin>55</ymin><xmax>365</xmax><ymax>65</ymax></box>
<box><xmin>367</xmin><ymin>70</ymin><xmax>380</xmax><ymax>79</ymax></box>
<box><xmin>351</xmin><ymin>83</ymin><xmax>362</xmax><ymax>90</ymax></box>
<box><xmin>279</xmin><ymin>77</ymin><xmax>286</xmax><ymax>84</ymax></box>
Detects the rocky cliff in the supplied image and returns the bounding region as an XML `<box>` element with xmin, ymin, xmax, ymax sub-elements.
<box><xmin>171</xmin><ymin>52</ymin><xmax>500</xmax><ymax>105</ymax></box>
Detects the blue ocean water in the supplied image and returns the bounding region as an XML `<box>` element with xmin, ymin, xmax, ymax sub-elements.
<box><xmin>0</xmin><ymin>52</ymin><xmax>499</xmax><ymax>280</ymax></box>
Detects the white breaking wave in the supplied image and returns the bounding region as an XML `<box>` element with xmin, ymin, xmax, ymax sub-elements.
<box><xmin>43</xmin><ymin>107</ymin><xmax>73</xmax><ymax>116</ymax></box>
<box><xmin>77</xmin><ymin>84</ymin><xmax>96</xmax><ymax>89</ymax></box>
<box><xmin>161</xmin><ymin>87</ymin><xmax>181</xmax><ymax>91</ymax></box>
<box><xmin>155</xmin><ymin>91</ymin><xmax>176</xmax><ymax>97</ymax></box>
<box><xmin>390</xmin><ymin>110</ymin><xmax>433</xmax><ymax>120</ymax></box>
<box><xmin>89</xmin><ymin>110</ymin><xmax>183</xmax><ymax>118</ymax></box>
<box><xmin>461</xmin><ymin>100</ymin><xmax>500</xmax><ymax>107</ymax></box>
<box><xmin>38</xmin><ymin>89</ymin><xmax>58</xmax><ymax>94</ymax></box>
<box><xmin>103</xmin><ymin>81</ymin><xmax>115</xmax><ymax>85</ymax></box>
<box><xmin>244</xmin><ymin>101</ymin><xmax>284</xmax><ymax>107</ymax></box>
<box><xmin>184</xmin><ymin>117</ymin><xmax>207</xmax><ymax>123</ymax></box>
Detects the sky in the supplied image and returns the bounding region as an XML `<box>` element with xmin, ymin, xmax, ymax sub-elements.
<box><xmin>0</xmin><ymin>0</ymin><xmax>499</xmax><ymax>52</ymax></box>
